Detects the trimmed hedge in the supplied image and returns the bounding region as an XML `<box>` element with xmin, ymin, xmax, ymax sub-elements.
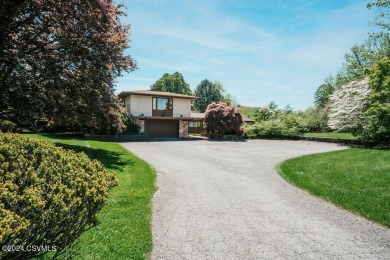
<box><xmin>0</xmin><ymin>133</ymin><xmax>117</xmax><ymax>259</ymax></box>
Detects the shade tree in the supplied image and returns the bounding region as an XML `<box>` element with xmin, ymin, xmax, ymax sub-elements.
<box><xmin>0</xmin><ymin>0</ymin><xmax>136</xmax><ymax>133</ymax></box>
<box><xmin>151</xmin><ymin>72</ymin><xmax>192</xmax><ymax>95</ymax></box>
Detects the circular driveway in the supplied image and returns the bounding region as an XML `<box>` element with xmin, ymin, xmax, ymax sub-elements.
<box><xmin>121</xmin><ymin>139</ymin><xmax>390</xmax><ymax>259</ymax></box>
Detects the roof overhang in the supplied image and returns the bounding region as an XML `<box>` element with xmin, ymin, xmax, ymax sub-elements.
<box><xmin>118</xmin><ymin>90</ymin><xmax>201</xmax><ymax>100</ymax></box>
<box><xmin>130</xmin><ymin>115</ymin><xmax>202</xmax><ymax>121</ymax></box>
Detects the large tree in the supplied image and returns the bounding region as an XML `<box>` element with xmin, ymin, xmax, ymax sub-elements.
<box><xmin>193</xmin><ymin>79</ymin><xmax>224</xmax><ymax>112</ymax></box>
<box><xmin>151</xmin><ymin>72</ymin><xmax>192</xmax><ymax>95</ymax></box>
<box><xmin>0</xmin><ymin>0</ymin><xmax>136</xmax><ymax>133</ymax></box>
<box><xmin>361</xmin><ymin>58</ymin><xmax>390</xmax><ymax>141</ymax></box>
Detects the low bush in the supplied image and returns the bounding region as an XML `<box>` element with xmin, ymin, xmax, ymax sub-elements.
<box><xmin>0</xmin><ymin>133</ymin><xmax>117</xmax><ymax>259</ymax></box>
<box><xmin>246</xmin><ymin>116</ymin><xmax>307</xmax><ymax>139</ymax></box>
<box><xmin>0</xmin><ymin>120</ymin><xmax>16</xmax><ymax>133</ymax></box>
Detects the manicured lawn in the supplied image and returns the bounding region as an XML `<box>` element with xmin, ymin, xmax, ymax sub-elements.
<box><xmin>26</xmin><ymin>134</ymin><xmax>156</xmax><ymax>259</ymax></box>
<box><xmin>303</xmin><ymin>132</ymin><xmax>358</xmax><ymax>140</ymax></box>
<box><xmin>278</xmin><ymin>148</ymin><xmax>390</xmax><ymax>227</ymax></box>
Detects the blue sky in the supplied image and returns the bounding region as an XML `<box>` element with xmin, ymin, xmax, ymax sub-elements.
<box><xmin>116</xmin><ymin>0</ymin><xmax>376</xmax><ymax>110</ymax></box>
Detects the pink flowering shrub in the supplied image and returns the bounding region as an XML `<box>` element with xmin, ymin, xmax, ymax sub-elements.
<box><xmin>204</xmin><ymin>102</ymin><xmax>245</xmax><ymax>138</ymax></box>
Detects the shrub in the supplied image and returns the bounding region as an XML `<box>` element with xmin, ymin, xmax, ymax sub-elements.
<box><xmin>204</xmin><ymin>102</ymin><xmax>245</xmax><ymax>139</ymax></box>
<box><xmin>246</xmin><ymin>116</ymin><xmax>307</xmax><ymax>139</ymax></box>
<box><xmin>0</xmin><ymin>133</ymin><xmax>117</xmax><ymax>259</ymax></box>
<box><xmin>0</xmin><ymin>120</ymin><xmax>16</xmax><ymax>133</ymax></box>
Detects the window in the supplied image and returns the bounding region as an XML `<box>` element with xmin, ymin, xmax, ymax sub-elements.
<box><xmin>189</xmin><ymin>121</ymin><xmax>204</xmax><ymax>134</ymax></box>
<box><xmin>153</xmin><ymin>97</ymin><xmax>173</xmax><ymax>111</ymax></box>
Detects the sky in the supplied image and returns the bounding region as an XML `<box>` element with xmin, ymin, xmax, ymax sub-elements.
<box><xmin>116</xmin><ymin>0</ymin><xmax>377</xmax><ymax>110</ymax></box>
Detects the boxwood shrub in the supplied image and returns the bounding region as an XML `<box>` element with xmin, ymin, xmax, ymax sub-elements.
<box><xmin>0</xmin><ymin>133</ymin><xmax>117</xmax><ymax>259</ymax></box>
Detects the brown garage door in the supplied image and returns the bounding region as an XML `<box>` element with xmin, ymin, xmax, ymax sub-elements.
<box><xmin>145</xmin><ymin>120</ymin><xmax>179</xmax><ymax>138</ymax></box>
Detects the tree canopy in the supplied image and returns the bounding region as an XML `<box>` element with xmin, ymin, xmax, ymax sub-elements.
<box><xmin>151</xmin><ymin>72</ymin><xmax>192</xmax><ymax>95</ymax></box>
<box><xmin>193</xmin><ymin>79</ymin><xmax>225</xmax><ymax>112</ymax></box>
<box><xmin>360</xmin><ymin>58</ymin><xmax>390</xmax><ymax>141</ymax></box>
<box><xmin>0</xmin><ymin>0</ymin><xmax>135</xmax><ymax>133</ymax></box>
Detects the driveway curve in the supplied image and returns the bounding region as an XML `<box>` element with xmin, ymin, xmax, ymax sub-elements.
<box><xmin>121</xmin><ymin>139</ymin><xmax>390</xmax><ymax>259</ymax></box>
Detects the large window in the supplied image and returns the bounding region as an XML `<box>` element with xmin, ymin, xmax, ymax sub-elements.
<box><xmin>153</xmin><ymin>97</ymin><xmax>173</xmax><ymax>111</ymax></box>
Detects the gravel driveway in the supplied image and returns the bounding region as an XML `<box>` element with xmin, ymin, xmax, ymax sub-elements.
<box><xmin>121</xmin><ymin>139</ymin><xmax>390</xmax><ymax>259</ymax></box>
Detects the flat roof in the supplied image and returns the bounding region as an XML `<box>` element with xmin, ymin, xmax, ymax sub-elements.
<box><xmin>118</xmin><ymin>90</ymin><xmax>201</xmax><ymax>100</ymax></box>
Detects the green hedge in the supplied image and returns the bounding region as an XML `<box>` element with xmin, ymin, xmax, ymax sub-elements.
<box><xmin>246</xmin><ymin>118</ymin><xmax>307</xmax><ymax>139</ymax></box>
<box><xmin>0</xmin><ymin>133</ymin><xmax>117</xmax><ymax>259</ymax></box>
<box><xmin>0</xmin><ymin>120</ymin><xmax>16</xmax><ymax>133</ymax></box>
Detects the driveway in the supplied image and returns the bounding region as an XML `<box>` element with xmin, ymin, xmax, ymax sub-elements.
<box><xmin>121</xmin><ymin>139</ymin><xmax>390</xmax><ymax>259</ymax></box>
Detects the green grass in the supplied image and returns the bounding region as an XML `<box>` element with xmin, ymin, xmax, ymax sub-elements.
<box><xmin>26</xmin><ymin>134</ymin><xmax>156</xmax><ymax>259</ymax></box>
<box><xmin>278</xmin><ymin>148</ymin><xmax>390</xmax><ymax>227</ymax></box>
<box><xmin>303</xmin><ymin>132</ymin><xmax>358</xmax><ymax>140</ymax></box>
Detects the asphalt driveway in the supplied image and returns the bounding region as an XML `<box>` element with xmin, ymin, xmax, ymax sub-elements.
<box><xmin>121</xmin><ymin>139</ymin><xmax>390</xmax><ymax>259</ymax></box>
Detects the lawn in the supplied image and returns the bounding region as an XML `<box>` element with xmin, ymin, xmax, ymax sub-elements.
<box><xmin>278</xmin><ymin>148</ymin><xmax>390</xmax><ymax>227</ymax></box>
<box><xmin>303</xmin><ymin>132</ymin><xmax>358</xmax><ymax>140</ymax></box>
<box><xmin>26</xmin><ymin>134</ymin><xmax>156</xmax><ymax>259</ymax></box>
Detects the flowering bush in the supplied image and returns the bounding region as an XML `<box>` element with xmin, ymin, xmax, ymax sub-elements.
<box><xmin>0</xmin><ymin>133</ymin><xmax>117</xmax><ymax>259</ymax></box>
<box><xmin>204</xmin><ymin>102</ymin><xmax>245</xmax><ymax>138</ymax></box>
<box><xmin>327</xmin><ymin>79</ymin><xmax>371</xmax><ymax>133</ymax></box>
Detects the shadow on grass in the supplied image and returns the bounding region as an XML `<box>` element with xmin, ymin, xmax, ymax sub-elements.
<box><xmin>57</xmin><ymin>143</ymin><xmax>134</xmax><ymax>171</ymax></box>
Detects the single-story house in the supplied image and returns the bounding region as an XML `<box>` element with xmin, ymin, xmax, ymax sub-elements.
<box><xmin>118</xmin><ymin>90</ymin><xmax>254</xmax><ymax>138</ymax></box>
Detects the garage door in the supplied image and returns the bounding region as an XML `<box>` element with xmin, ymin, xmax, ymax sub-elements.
<box><xmin>145</xmin><ymin>120</ymin><xmax>179</xmax><ymax>138</ymax></box>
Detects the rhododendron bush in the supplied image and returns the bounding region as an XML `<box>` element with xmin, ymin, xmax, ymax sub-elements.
<box><xmin>204</xmin><ymin>102</ymin><xmax>245</xmax><ymax>138</ymax></box>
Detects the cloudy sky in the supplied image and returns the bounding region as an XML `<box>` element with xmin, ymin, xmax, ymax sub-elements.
<box><xmin>116</xmin><ymin>0</ymin><xmax>376</xmax><ymax>110</ymax></box>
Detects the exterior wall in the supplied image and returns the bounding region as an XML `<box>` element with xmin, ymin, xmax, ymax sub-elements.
<box><xmin>130</xmin><ymin>95</ymin><xmax>153</xmax><ymax>116</ymax></box>
<box><xmin>173</xmin><ymin>98</ymin><xmax>191</xmax><ymax>117</ymax></box>
<box><xmin>125</xmin><ymin>94</ymin><xmax>192</xmax><ymax>117</ymax></box>
<box><xmin>124</xmin><ymin>96</ymin><xmax>131</xmax><ymax>113</ymax></box>
<box><xmin>179</xmin><ymin>120</ymin><xmax>189</xmax><ymax>138</ymax></box>
<box><xmin>134</xmin><ymin>119</ymin><xmax>145</xmax><ymax>133</ymax></box>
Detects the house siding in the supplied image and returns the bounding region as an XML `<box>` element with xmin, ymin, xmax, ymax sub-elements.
<box><xmin>173</xmin><ymin>98</ymin><xmax>191</xmax><ymax>117</ymax></box>
<box><xmin>130</xmin><ymin>95</ymin><xmax>152</xmax><ymax>116</ymax></box>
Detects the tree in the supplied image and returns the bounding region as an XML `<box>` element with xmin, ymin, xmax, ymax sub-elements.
<box><xmin>327</xmin><ymin>79</ymin><xmax>371</xmax><ymax>133</ymax></box>
<box><xmin>0</xmin><ymin>0</ymin><xmax>136</xmax><ymax>133</ymax></box>
<box><xmin>360</xmin><ymin>58</ymin><xmax>390</xmax><ymax>141</ymax></box>
<box><xmin>151</xmin><ymin>72</ymin><xmax>192</xmax><ymax>95</ymax></box>
<box><xmin>367</xmin><ymin>0</ymin><xmax>390</xmax><ymax>37</ymax></box>
<box><xmin>193</xmin><ymin>79</ymin><xmax>224</xmax><ymax>112</ymax></box>
<box><xmin>204</xmin><ymin>102</ymin><xmax>245</xmax><ymax>138</ymax></box>
<box><xmin>301</xmin><ymin>106</ymin><xmax>330</xmax><ymax>132</ymax></box>
<box><xmin>255</xmin><ymin>107</ymin><xmax>275</xmax><ymax>121</ymax></box>
<box><xmin>314</xmin><ymin>83</ymin><xmax>335</xmax><ymax>107</ymax></box>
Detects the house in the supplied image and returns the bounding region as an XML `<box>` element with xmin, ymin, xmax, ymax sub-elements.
<box><xmin>118</xmin><ymin>90</ymin><xmax>202</xmax><ymax>138</ymax></box>
<box><xmin>118</xmin><ymin>90</ymin><xmax>254</xmax><ymax>138</ymax></box>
